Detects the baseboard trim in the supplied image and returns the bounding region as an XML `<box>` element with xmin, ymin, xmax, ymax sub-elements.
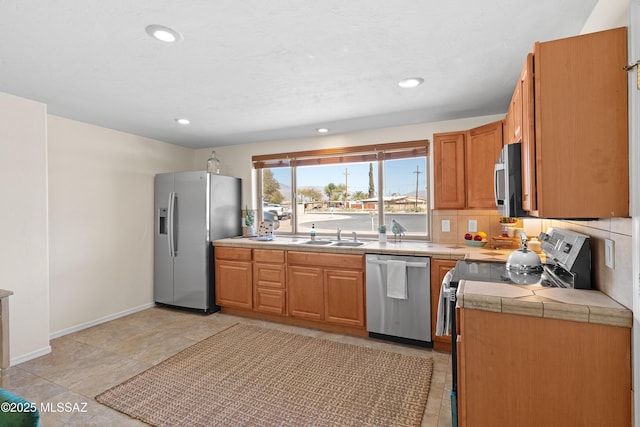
<box><xmin>11</xmin><ymin>345</ymin><xmax>52</xmax><ymax>366</ymax></box>
<box><xmin>49</xmin><ymin>302</ymin><xmax>156</xmax><ymax>340</ymax></box>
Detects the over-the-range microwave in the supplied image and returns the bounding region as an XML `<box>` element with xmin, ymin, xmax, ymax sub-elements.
<box><xmin>494</xmin><ymin>142</ymin><xmax>526</xmax><ymax>218</ymax></box>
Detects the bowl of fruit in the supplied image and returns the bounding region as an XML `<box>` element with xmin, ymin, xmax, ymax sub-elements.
<box><xmin>464</xmin><ymin>231</ymin><xmax>488</xmax><ymax>247</ymax></box>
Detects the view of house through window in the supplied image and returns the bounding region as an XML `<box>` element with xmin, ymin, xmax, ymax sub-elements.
<box><xmin>296</xmin><ymin>161</ymin><xmax>379</xmax><ymax>235</ymax></box>
<box><xmin>256</xmin><ymin>142</ymin><xmax>429</xmax><ymax>239</ymax></box>
<box><xmin>383</xmin><ymin>157</ymin><xmax>428</xmax><ymax>236</ymax></box>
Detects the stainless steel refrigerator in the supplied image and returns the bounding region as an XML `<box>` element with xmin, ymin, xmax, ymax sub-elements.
<box><xmin>154</xmin><ymin>171</ymin><xmax>241</xmax><ymax>312</ymax></box>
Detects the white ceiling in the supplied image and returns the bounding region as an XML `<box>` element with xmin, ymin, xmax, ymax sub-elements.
<box><xmin>0</xmin><ymin>1</ymin><xmax>600</xmax><ymax>149</ymax></box>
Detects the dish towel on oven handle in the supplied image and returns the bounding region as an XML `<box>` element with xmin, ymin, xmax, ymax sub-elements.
<box><xmin>436</xmin><ymin>268</ymin><xmax>455</xmax><ymax>336</ymax></box>
<box><xmin>386</xmin><ymin>260</ymin><xmax>408</xmax><ymax>299</ymax></box>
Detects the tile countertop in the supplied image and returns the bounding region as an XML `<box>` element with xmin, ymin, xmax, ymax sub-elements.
<box><xmin>214</xmin><ymin>236</ymin><xmax>631</xmax><ymax>327</ymax></box>
<box><xmin>212</xmin><ymin>236</ymin><xmax>515</xmax><ymax>261</ymax></box>
<box><xmin>457</xmin><ymin>280</ymin><xmax>632</xmax><ymax>328</ymax></box>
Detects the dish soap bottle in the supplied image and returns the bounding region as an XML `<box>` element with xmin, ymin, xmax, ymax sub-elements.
<box><xmin>206</xmin><ymin>150</ymin><xmax>220</xmax><ymax>175</ymax></box>
<box><xmin>310</xmin><ymin>224</ymin><xmax>316</xmax><ymax>241</ymax></box>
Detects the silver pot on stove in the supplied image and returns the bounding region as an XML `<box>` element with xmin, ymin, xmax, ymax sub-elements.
<box><xmin>506</xmin><ymin>233</ymin><xmax>542</xmax><ymax>273</ymax></box>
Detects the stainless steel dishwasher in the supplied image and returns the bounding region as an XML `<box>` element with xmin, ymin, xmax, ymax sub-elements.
<box><xmin>365</xmin><ymin>254</ymin><xmax>431</xmax><ymax>345</ymax></box>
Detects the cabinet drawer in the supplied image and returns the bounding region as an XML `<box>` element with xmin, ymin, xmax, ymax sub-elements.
<box><xmin>254</xmin><ymin>288</ymin><xmax>286</xmax><ymax>315</ymax></box>
<box><xmin>254</xmin><ymin>263</ymin><xmax>286</xmax><ymax>289</ymax></box>
<box><xmin>215</xmin><ymin>246</ymin><xmax>252</xmax><ymax>261</ymax></box>
<box><xmin>254</xmin><ymin>249</ymin><xmax>285</xmax><ymax>263</ymax></box>
<box><xmin>288</xmin><ymin>251</ymin><xmax>363</xmax><ymax>270</ymax></box>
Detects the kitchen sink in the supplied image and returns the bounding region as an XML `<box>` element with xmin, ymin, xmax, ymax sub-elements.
<box><xmin>296</xmin><ymin>239</ymin><xmax>367</xmax><ymax>247</ymax></box>
<box><xmin>331</xmin><ymin>241</ymin><xmax>366</xmax><ymax>247</ymax></box>
<box><xmin>297</xmin><ymin>240</ymin><xmax>333</xmax><ymax>245</ymax></box>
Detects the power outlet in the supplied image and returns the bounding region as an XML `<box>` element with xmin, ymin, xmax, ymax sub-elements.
<box><xmin>441</xmin><ymin>219</ymin><xmax>451</xmax><ymax>233</ymax></box>
<box><xmin>468</xmin><ymin>219</ymin><xmax>477</xmax><ymax>233</ymax></box>
<box><xmin>605</xmin><ymin>239</ymin><xmax>615</xmax><ymax>269</ymax></box>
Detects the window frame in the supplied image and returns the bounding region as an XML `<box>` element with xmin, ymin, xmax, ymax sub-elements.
<box><xmin>253</xmin><ymin>140</ymin><xmax>430</xmax><ymax>239</ymax></box>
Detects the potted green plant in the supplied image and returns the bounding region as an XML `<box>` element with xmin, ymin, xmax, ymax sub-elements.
<box><xmin>378</xmin><ymin>224</ymin><xmax>387</xmax><ymax>243</ymax></box>
<box><xmin>243</xmin><ymin>206</ymin><xmax>255</xmax><ymax>237</ymax></box>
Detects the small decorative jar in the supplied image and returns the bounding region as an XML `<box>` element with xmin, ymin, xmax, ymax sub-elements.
<box><xmin>378</xmin><ymin>224</ymin><xmax>387</xmax><ymax>243</ymax></box>
<box><xmin>207</xmin><ymin>150</ymin><xmax>221</xmax><ymax>175</ymax></box>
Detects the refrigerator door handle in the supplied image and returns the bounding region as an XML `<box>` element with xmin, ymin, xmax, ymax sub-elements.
<box><xmin>168</xmin><ymin>191</ymin><xmax>176</xmax><ymax>257</ymax></box>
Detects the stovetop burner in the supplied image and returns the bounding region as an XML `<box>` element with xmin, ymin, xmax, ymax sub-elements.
<box><xmin>451</xmin><ymin>259</ymin><xmax>573</xmax><ymax>288</ymax></box>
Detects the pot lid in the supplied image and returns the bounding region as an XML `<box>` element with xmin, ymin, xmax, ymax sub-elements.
<box><xmin>506</xmin><ymin>234</ymin><xmax>542</xmax><ymax>272</ymax></box>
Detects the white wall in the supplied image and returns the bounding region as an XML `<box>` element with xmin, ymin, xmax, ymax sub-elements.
<box><xmin>628</xmin><ymin>0</ymin><xmax>640</xmax><ymax>423</ymax></box>
<box><xmin>581</xmin><ymin>0</ymin><xmax>629</xmax><ymax>33</ymax></box>
<box><xmin>47</xmin><ymin>115</ymin><xmax>194</xmax><ymax>335</ymax></box>
<box><xmin>0</xmin><ymin>92</ymin><xmax>50</xmax><ymax>363</ymax></box>
<box><xmin>194</xmin><ymin>114</ymin><xmax>505</xmax><ymax>210</ymax></box>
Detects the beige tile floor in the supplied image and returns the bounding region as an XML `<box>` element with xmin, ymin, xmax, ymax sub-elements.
<box><xmin>2</xmin><ymin>307</ymin><xmax>453</xmax><ymax>426</ymax></box>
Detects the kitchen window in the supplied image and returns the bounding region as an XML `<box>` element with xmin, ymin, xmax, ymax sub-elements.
<box><xmin>253</xmin><ymin>140</ymin><xmax>430</xmax><ymax>239</ymax></box>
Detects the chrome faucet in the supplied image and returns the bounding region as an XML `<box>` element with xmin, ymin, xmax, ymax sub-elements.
<box><xmin>352</xmin><ymin>231</ymin><xmax>357</xmax><ymax>242</ymax></box>
<box><xmin>337</xmin><ymin>228</ymin><xmax>342</xmax><ymax>241</ymax></box>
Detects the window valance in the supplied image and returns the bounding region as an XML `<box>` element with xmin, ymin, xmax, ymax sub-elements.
<box><xmin>252</xmin><ymin>140</ymin><xmax>429</xmax><ymax>169</ymax></box>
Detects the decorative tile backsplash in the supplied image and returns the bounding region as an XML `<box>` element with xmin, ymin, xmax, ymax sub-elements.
<box><xmin>431</xmin><ymin>209</ymin><xmax>525</xmax><ymax>244</ymax></box>
<box><xmin>431</xmin><ymin>210</ymin><xmax>632</xmax><ymax>309</ymax></box>
<box><xmin>549</xmin><ymin>218</ymin><xmax>632</xmax><ymax>310</ymax></box>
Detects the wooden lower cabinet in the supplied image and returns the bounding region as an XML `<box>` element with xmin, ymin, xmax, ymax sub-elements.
<box><xmin>254</xmin><ymin>287</ymin><xmax>286</xmax><ymax>315</ymax></box>
<box><xmin>253</xmin><ymin>249</ymin><xmax>287</xmax><ymax>315</ymax></box>
<box><xmin>430</xmin><ymin>259</ymin><xmax>456</xmax><ymax>352</ymax></box>
<box><xmin>288</xmin><ymin>265</ymin><xmax>324</xmax><ymax>320</ymax></box>
<box><xmin>288</xmin><ymin>251</ymin><xmax>365</xmax><ymax>329</ymax></box>
<box><xmin>324</xmin><ymin>269</ymin><xmax>364</xmax><ymax>327</ymax></box>
<box><xmin>214</xmin><ymin>247</ymin><xmax>253</xmax><ymax>309</ymax></box>
<box><xmin>215</xmin><ymin>247</ymin><xmax>366</xmax><ymax>335</ymax></box>
<box><xmin>458</xmin><ymin>308</ymin><xmax>631</xmax><ymax>427</ymax></box>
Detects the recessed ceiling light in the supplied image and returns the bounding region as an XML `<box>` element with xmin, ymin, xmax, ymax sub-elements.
<box><xmin>145</xmin><ymin>25</ymin><xmax>182</xmax><ymax>43</ymax></box>
<box><xmin>398</xmin><ymin>77</ymin><xmax>424</xmax><ymax>88</ymax></box>
<box><xmin>175</xmin><ymin>118</ymin><xmax>190</xmax><ymax>125</ymax></box>
<box><xmin>316</xmin><ymin>128</ymin><xmax>329</xmax><ymax>133</ymax></box>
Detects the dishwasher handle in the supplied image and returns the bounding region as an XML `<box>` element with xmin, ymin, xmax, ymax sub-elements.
<box><xmin>366</xmin><ymin>259</ymin><xmax>428</xmax><ymax>268</ymax></box>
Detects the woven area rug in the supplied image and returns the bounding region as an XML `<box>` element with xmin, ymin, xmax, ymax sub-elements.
<box><xmin>96</xmin><ymin>324</ymin><xmax>433</xmax><ymax>427</ymax></box>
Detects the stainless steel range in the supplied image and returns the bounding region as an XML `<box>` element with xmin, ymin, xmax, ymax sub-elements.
<box><xmin>452</xmin><ymin>227</ymin><xmax>591</xmax><ymax>289</ymax></box>
<box><xmin>447</xmin><ymin>227</ymin><xmax>592</xmax><ymax>426</ymax></box>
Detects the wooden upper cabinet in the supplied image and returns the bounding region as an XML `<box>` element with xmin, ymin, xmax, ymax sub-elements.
<box><xmin>520</xmin><ymin>53</ymin><xmax>536</xmax><ymax>212</ymax></box>
<box><xmin>434</xmin><ymin>121</ymin><xmax>503</xmax><ymax>210</ymax></box>
<box><xmin>512</xmin><ymin>78</ymin><xmax>523</xmax><ymax>144</ymax></box>
<box><xmin>433</xmin><ymin>132</ymin><xmax>466</xmax><ymax>209</ymax></box>
<box><xmin>532</xmin><ymin>27</ymin><xmax>628</xmax><ymax>218</ymax></box>
<box><xmin>504</xmin><ymin>102</ymin><xmax>513</xmax><ymax>146</ymax></box>
<box><xmin>504</xmin><ymin>77</ymin><xmax>522</xmax><ymax>145</ymax></box>
<box><xmin>466</xmin><ymin>121</ymin><xmax>503</xmax><ymax>208</ymax></box>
